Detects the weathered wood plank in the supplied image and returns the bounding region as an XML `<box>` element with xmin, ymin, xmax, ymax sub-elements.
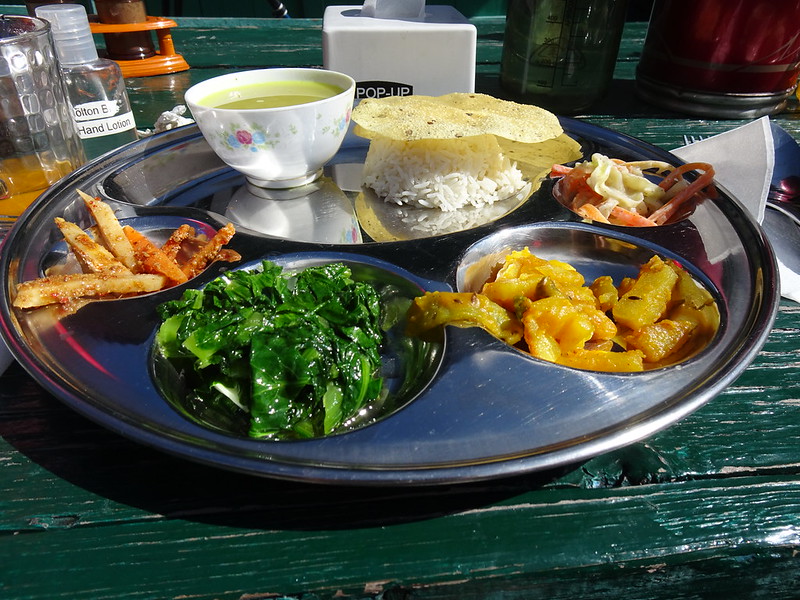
<box><xmin>3</xmin><ymin>472</ymin><xmax>800</xmax><ymax>598</ymax></box>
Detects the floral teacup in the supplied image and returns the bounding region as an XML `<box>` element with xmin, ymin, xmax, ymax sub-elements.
<box><xmin>185</xmin><ymin>68</ymin><xmax>355</xmax><ymax>189</ymax></box>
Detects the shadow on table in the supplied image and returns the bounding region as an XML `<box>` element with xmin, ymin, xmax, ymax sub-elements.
<box><xmin>0</xmin><ymin>364</ymin><xmax>570</xmax><ymax>531</ymax></box>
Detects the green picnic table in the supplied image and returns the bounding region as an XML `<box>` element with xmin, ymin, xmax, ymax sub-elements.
<box><xmin>2</xmin><ymin>15</ymin><xmax>800</xmax><ymax>600</ymax></box>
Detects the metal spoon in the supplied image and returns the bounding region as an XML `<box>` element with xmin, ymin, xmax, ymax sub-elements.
<box><xmin>763</xmin><ymin>205</ymin><xmax>800</xmax><ymax>302</ymax></box>
<box><xmin>768</xmin><ymin>175</ymin><xmax>800</xmax><ymax>227</ymax></box>
<box><xmin>769</xmin><ymin>175</ymin><xmax>800</xmax><ymax>201</ymax></box>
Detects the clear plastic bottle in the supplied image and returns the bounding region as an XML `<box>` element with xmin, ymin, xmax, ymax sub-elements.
<box><xmin>36</xmin><ymin>4</ymin><xmax>138</xmax><ymax>160</ymax></box>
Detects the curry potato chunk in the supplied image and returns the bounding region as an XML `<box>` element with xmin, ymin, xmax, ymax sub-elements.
<box><xmin>590</xmin><ymin>275</ymin><xmax>618</xmax><ymax>313</ymax></box>
<box><xmin>520</xmin><ymin>296</ymin><xmax>596</xmax><ymax>354</ymax></box>
<box><xmin>612</xmin><ymin>255</ymin><xmax>678</xmax><ymax>330</ymax></box>
<box><xmin>406</xmin><ymin>291</ymin><xmax>523</xmax><ymax>345</ymax></box>
<box><xmin>624</xmin><ymin>319</ymin><xmax>695</xmax><ymax>363</ymax></box>
<box><xmin>558</xmin><ymin>348</ymin><xmax>645</xmax><ymax>372</ymax></box>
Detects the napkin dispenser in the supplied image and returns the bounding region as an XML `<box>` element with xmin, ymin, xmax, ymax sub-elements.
<box><xmin>322</xmin><ymin>2</ymin><xmax>477</xmax><ymax>101</ymax></box>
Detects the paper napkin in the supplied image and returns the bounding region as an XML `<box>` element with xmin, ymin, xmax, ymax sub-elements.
<box><xmin>673</xmin><ymin>116</ymin><xmax>800</xmax><ymax>303</ymax></box>
<box><xmin>672</xmin><ymin>116</ymin><xmax>773</xmax><ymax>223</ymax></box>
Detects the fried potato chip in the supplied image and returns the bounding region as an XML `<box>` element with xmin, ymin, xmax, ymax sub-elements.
<box><xmin>497</xmin><ymin>134</ymin><xmax>582</xmax><ymax>173</ymax></box>
<box><xmin>351</xmin><ymin>93</ymin><xmax>562</xmax><ymax>143</ymax></box>
<box><xmin>497</xmin><ymin>133</ymin><xmax>583</xmax><ymax>196</ymax></box>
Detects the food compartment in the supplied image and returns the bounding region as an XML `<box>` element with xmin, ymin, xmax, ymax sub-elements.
<box><xmin>449</xmin><ymin>222</ymin><xmax>723</xmax><ymax>371</ymax></box>
<box><xmin>548</xmin><ymin>147</ymin><xmax>717</xmax><ymax>227</ymax></box>
<box><xmin>9</xmin><ymin>206</ymin><xmax>240</xmax><ymax>316</ymax></box>
<box><xmin>151</xmin><ymin>253</ymin><xmax>445</xmax><ymax>441</ymax></box>
<box><xmin>100</xmin><ymin>129</ymin><xmax>231</xmax><ymax>209</ymax></box>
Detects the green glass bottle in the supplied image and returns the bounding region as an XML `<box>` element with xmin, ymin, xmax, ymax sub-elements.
<box><xmin>500</xmin><ymin>0</ymin><xmax>628</xmax><ymax>114</ymax></box>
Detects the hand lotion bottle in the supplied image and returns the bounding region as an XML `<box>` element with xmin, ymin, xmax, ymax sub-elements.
<box><xmin>36</xmin><ymin>4</ymin><xmax>138</xmax><ymax>160</ymax></box>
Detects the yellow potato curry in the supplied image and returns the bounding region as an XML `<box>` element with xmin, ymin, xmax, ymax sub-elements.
<box><xmin>406</xmin><ymin>248</ymin><xmax>720</xmax><ymax>372</ymax></box>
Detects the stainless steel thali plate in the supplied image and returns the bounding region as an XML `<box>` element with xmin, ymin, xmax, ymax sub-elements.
<box><xmin>0</xmin><ymin>119</ymin><xmax>780</xmax><ymax>485</ymax></box>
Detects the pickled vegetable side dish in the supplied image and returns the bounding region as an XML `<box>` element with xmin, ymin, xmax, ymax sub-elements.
<box><xmin>551</xmin><ymin>153</ymin><xmax>717</xmax><ymax>227</ymax></box>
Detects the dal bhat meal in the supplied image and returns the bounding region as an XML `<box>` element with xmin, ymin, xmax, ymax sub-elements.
<box><xmin>5</xmin><ymin>91</ymin><xmax>726</xmax><ymax>444</ymax></box>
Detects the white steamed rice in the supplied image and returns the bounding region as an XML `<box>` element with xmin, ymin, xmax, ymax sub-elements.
<box><xmin>361</xmin><ymin>135</ymin><xmax>527</xmax><ymax>212</ymax></box>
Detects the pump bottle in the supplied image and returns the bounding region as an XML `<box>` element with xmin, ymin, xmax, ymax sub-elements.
<box><xmin>36</xmin><ymin>4</ymin><xmax>138</xmax><ymax>160</ymax></box>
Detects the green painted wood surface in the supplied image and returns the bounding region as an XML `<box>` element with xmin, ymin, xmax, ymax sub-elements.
<box><xmin>143</xmin><ymin>0</ymin><xmax>510</xmax><ymax>19</ymax></box>
<box><xmin>3</xmin><ymin>18</ymin><xmax>800</xmax><ymax>600</ymax></box>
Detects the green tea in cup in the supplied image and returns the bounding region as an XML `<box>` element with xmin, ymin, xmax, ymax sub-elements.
<box><xmin>184</xmin><ymin>68</ymin><xmax>355</xmax><ymax>189</ymax></box>
<box><xmin>202</xmin><ymin>80</ymin><xmax>345</xmax><ymax>110</ymax></box>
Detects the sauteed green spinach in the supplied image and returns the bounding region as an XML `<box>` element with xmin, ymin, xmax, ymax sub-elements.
<box><xmin>155</xmin><ymin>260</ymin><xmax>385</xmax><ymax>440</ymax></box>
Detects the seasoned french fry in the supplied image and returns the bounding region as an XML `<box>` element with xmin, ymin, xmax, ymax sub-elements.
<box><xmin>55</xmin><ymin>217</ymin><xmax>131</xmax><ymax>275</ymax></box>
<box><xmin>78</xmin><ymin>189</ymin><xmax>137</xmax><ymax>270</ymax></box>
<box><xmin>181</xmin><ymin>222</ymin><xmax>236</xmax><ymax>278</ymax></box>
<box><xmin>160</xmin><ymin>223</ymin><xmax>196</xmax><ymax>261</ymax></box>
<box><xmin>13</xmin><ymin>272</ymin><xmax>167</xmax><ymax>309</ymax></box>
<box><xmin>123</xmin><ymin>225</ymin><xmax>188</xmax><ymax>286</ymax></box>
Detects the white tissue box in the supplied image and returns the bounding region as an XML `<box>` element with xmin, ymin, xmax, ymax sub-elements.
<box><xmin>322</xmin><ymin>5</ymin><xmax>477</xmax><ymax>100</ymax></box>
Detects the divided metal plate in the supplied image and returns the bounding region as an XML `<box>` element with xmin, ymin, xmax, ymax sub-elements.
<box><xmin>0</xmin><ymin>119</ymin><xmax>779</xmax><ymax>485</ymax></box>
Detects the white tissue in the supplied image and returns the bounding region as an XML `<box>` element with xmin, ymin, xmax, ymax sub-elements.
<box><xmin>673</xmin><ymin>117</ymin><xmax>800</xmax><ymax>303</ymax></box>
<box><xmin>672</xmin><ymin>116</ymin><xmax>773</xmax><ymax>224</ymax></box>
<box><xmin>361</xmin><ymin>0</ymin><xmax>425</xmax><ymax>19</ymax></box>
<box><xmin>322</xmin><ymin>4</ymin><xmax>476</xmax><ymax>101</ymax></box>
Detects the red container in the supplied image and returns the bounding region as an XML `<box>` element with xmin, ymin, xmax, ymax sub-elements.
<box><xmin>636</xmin><ymin>0</ymin><xmax>800</xmax><ymax>118</ymax></box>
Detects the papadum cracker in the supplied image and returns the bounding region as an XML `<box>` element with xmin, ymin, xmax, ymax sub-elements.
<box><xmin>352</xmin><ymin>93</ymin><xmax>562</xmax><ymax>143</ymax></box>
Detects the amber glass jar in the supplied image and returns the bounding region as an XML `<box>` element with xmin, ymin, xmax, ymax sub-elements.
<box><xmin>95</xmin><ymin>0</ymin><xmax>155</xmax><ymax>60</ymax></box>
